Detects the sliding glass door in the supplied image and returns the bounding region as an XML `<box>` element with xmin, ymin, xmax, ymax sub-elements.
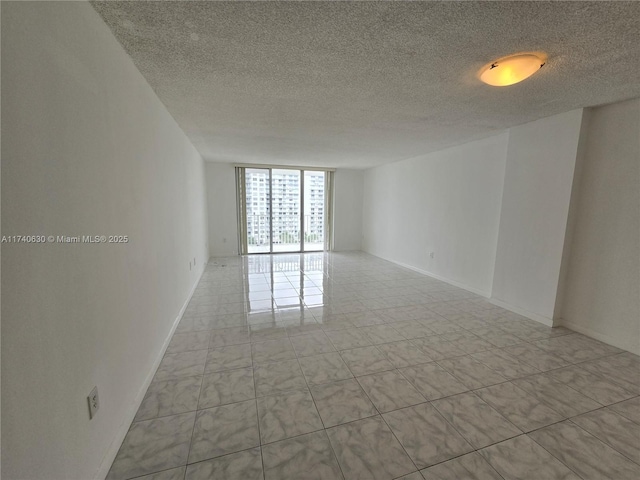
<box><xmin>245</xmin><ymin>168</ymin><xmax>271</xmax><ymax>254</ymax></box>
<box><xmin>237</xmin><ymin>166</ymin><xmax>332</xmax><ymax>254</ymax></box>
<box><xmin>271</xmin><ymin>169</ymin><xmax>301</xmax><ymax>252</ymax></box>
<box><xmin>303</xmin><ymin>170</ymin><xmax>325</xmax><ymax>252</ymax></box>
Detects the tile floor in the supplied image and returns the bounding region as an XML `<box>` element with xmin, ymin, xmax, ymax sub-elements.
<box><xmin>107</xmin><ymin>252</ymin><xmax>640</xmax><ymax>480</ymax></box>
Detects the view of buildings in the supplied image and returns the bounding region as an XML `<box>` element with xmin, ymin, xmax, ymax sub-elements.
<box><xmin>245</xmin><ymin>168</ymin><xmax>325</xmax><ymax>252</ymax></box>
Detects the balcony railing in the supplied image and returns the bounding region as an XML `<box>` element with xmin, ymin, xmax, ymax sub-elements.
<box><xmin>247</xmin><ymin>214</ymin><xmax>324</xmax><ymax>249</ymax></box>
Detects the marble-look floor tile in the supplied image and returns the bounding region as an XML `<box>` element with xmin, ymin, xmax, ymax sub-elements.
<box><xmin>376</xmin><ymin>341</ymin><xmax>433</xmax><ymax>368</ymax></box>
<box><xmin>209</xmin><ymin>326</ymin><xmax>250</xmax><ymax>348</ymax></box>
<box><xmin>327</xmin><ymin>415</ymin><xmax>416</xmax><ymax>480</ymax></box>
<box><xmin>325</xmin><ymin>328</ymin><xmax>372</xmax><ymax>350</ymax></box>
<box><xmin>529</xmin><ymin>421</ymin><xmax>640</xmax><ymax>480</ymax></box>
<box><xmin>262</xmin><ymin>431</ymin><xmax>344</xmax><ymax>480</ymax></box>
<box><xmin>189</xmin><ymin>400</ymin><xmax>259</xmax><ymax>463</ymax></box>
<box><xmin>571</xmin><ymin>409</ymin><xmax>640</xmax><ymax>464</ymax></box>
<box><xmin>136</xmin><ymin>466</ymin><xmax>187</xmax><ymax>480</ymax></box>
<box><xmin>420</xmin><ymin>452</ymin><xmax>503</xmax><ymax>480</ymax></box>
<box><xmin>334</xmin><ymin>300</ymin><xmax>368</xmax><ymax>315</ymax></box>
<box><xmin>479</xmin><ymin>435</ymin><xmax>580</xmax><ymax>480</ymax></box>
<box><xmin>109</xmin><ymin>255</ymin><xmax>640</xmax><ymax>480</ymax></box>
<box><xmin>469</xmin><ymin>327</ymin><xmax>524</xmax><ymax>348</ymax></box>
<box><xmin>581</xmin><ymin>353</ymin><xmax>640</xmax><ymax>394</ymax></box>
<box><xmin>176</xmin><ymin>316</ymin><xmax>214</xmax><ymax>334</ymax></box>
<box><xmin>211</xmin><ymin>314</ymin><xmax>250</xmax><ymax>328</ymax></box>
<box><xmin>347</xmin><ymin>311</ymin><xmax>387</xmax><ymax>328</ymax></box>
<box><xmin>439</xmin><ymin>330</ymin><xmax>480</xmax><ymax>341</ymax></box>
<box><xmin>310</xmin><ymin>379</ymin><xmax>378</xmax><ymax>427</ymax></box>
<box><xmin>205</xmin><ymin>344</ymin><xmax>252</xmax><ymax>373</ymax></box>
<box><xmin>383</xmin><ymin>403</ymin><xmax>473</xmax><ymax>469</ymax></box>
<box><xmin>253</xmin><ymin>302</ymin><xmax>284</xmax><ymax>315</ymax></box>
<box><xmin>506</xmin><ymin>324</ymin><xmax>570</xmax><ymax>336</ymax></box>
<box><xmin>437</xmin><ymin>356</ymin><xmax>507</xmax><ymax>390</ymax></box>
<box><xmin>390</xmin><ymin>320</ymin><xmax>434</xmax><ymax>340</ymax></box>
<box><xmin>609</xmin><ymin>396</ymin><xmax>640</xmax><ymax>424</ymax></box>
<box><xmin>396</xmin><ymin>473</ymin><xmax>424</xmax><ymax>480</ymax></box>
<box><xmin>533</xmin><ymin>334</ymin><xmax>622</xmax><ymax>364</ymax></box>
<box><xmin>247</xmin><ymin>290</ymin><xmax>275</xmax><ymax>303</ymax></box>
<box><xmin>339</xmin><ymin>346</ymin><xmax>395</xmax><ymax>376</ymax></box>
<box><xmin>547</xmin><ymin>364</ymin><xmax>636</xmax><ymax>406</ymax></box>
<box><xmin>357</xmin><ymin>369</ymin><xmax>426</xmax><ymax>413</ymax></box>
<box><xmin>154</xmin><ymin>350</ymin><xmax>208</xmax><ymax>382</ymax></box>
<box><xmin>107</xmin><ymin>412</ymin><xmax>195</xmax><ymax>480</ymax></box>
<box><xmin>475</xmin><ymin>381</ymin><xmax>564</xmax><ymax>432</ymax></box>
<box><xmin>485</xmin><ymin>333</ymin><xmax>526</xmax><ymax>348</ymax></box>
<box><xmin>432</xmin><ymin>392</ymin><xmax>521</xmax><ymax>449</ymax></box>
<box><xmin>249</xmin><ymin>322</ymin><xmax>288</xmax><ymax>343</ymax></box>
<box><xmin>299</xmin><ymin>352</ymin><xmax>353</xmax><ymax>386</ymax></box>
<box><xmin>210</xmin><ymin>313</ymin><xmax>248</xmax><ymax>329</ymax></box>
<box><xmin>290</xmin><ymin>332</ymin><xmax>336</xmax><ymax>357</ymax></box>
<box><xmin>360</xmin><ymin>324</ymin><xmax>405</xmax><ymax>345</ymax></box>
<box><xmin>185</xmin><ymin>448</ymin><xmax>263</xmax><ymax>480</ymax></box>
<box><xmin>440</xmin><ymin>331</ymin><xmax>494</xmax><ymax>354</ymax></box>
<box><xmin>411</xmin><ymin>337</ymin><xmax>466</xmax><ymax>361</ymax></box>
<box><xmin>279</xmin><ymin>314</ymin><xmax>316</xmax><ymax>327</ymax></box>
<box><xmin>513</xmin><ymin>373</ymin><xmax>601</xmax><ymax>418</ymax></box>
<box><xmin>420</xmin><ymin>320</ymin><xmax>463</xmax><ymax>335</ymax></box>
<box><xmin>470</xmin><ymin>348</ymin><xmax>540</xmax><ymax>380</ymax></box>
<box><xmin>198</xmin><ymin>367</ymin><xmax>255</xmax><ymax>409</ymax></box>
<box><xmin>166</xmin><ymin>331</ymin><xmax>211</xmax><ymax>354</ymax></box>
<box><xmin>251</xmin><ymin>338</ymin><xmax>297</xmax><ymax>365</ymax></box>
<box><xmin>135</xmin><ymin>376</ymin><xmax>202</xmax><ymax>422</ymax></box>
<box><xmin>318</xmin><ymin>317</ymin><xmax>355</xmax><ymax>332</ymax></box>
<box><xmin>503</xmin><ymin>343</ymin><xmax>569</xmax><ymax>372</ymax></box>
<box><xmin>208</xmin><ymin>303</ymin><xmax>246</xmax><ymax>316</ymax></box>
<box><xmin>286</xmin><ymin>322</ymin><xmax>324</xmax><ymax>337</ymax></box>
<box><xmin>254</xmin><ymin>359</ymin><xmax>308</xmax><ymax>397</ymax></box>
<box><xmin>257</xmin><ymin>390</ymin><xmax>324</xmax><ymax>444</ymax></box>
<box><xmin>184</xmin><ymin>303</ymin><xmax>217</xmax><ymax>317</ymax></box>
<box><xmin>398</xmin><ymin>363</ymin><xmax>468</xmax><ymax>401</ymax></box>
<box><xmin>508</xmin><ymin>325</ymin><xmax>563</xmax><ymax>342</ymax></box>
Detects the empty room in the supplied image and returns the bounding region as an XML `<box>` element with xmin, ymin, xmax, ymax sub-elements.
<box><xmin>2</xmin><ymin>1</ymin><xmax>640</xmax><ymax>480</ymax></box>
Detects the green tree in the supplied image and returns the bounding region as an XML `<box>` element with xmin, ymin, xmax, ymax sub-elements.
<box><xmin>280</xmin><ymin>231</ymin><xmax>297</xmax><ymax>243</ymax></box>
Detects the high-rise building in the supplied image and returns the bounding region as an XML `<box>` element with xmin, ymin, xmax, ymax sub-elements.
<box><xmin>245</xmin><ymin>170</ymin><xmax>325</xmax><ymax>248</ymax></box>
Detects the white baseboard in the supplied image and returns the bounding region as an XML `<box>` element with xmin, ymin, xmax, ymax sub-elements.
<box><xmin>362</xmin><ymin>253</ymin><xmax>635</xmax><ymax>351</ymax></box>
<box><xmin>488</xmin><ymin>297</ymin><xmax>555</xmax><ymax>327</ymax></box>
<box><xmin>94</xmin><ymin>262</ymin><xmax>207</xmax><ymax>480</ymax></box>
<box><xmin>558</xmin><ymin>319</ymin><xmax>640</xmax><ymax>355</ymax></box>
<box><xmin>368</xmin><ymin>253</ymin><xmax>491</xmax><ymax>298</ymax></box>
<box><xmin>366</xmin><ymin>253</ymin><xmax>560</xmax><ymax>329</ymax></box>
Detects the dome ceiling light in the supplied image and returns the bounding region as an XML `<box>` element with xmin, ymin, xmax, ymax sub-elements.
<box><xmin>479</xmin><ymin>53</ymin><xmax>547</xmax><ymax>87</ymax></box>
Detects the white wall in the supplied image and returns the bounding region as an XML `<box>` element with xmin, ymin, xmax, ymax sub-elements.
<box><xmin>1</xmin><ymin>3</ymin><xmax>208</xmax><ymax>479</ymax></box>
<box><xmin>361</xmin><ymin>102</ymin><xmax>639</xmax><ymax>353</ymax></box>
<box><xmin>559</xmin><ymin>99</ymin><xmax>640</xmax><ymax>354</ymax></box>
<box><xmin>362</xmin><ymin>134</ymin><xmax>508</xmax><ymax>295</ymax></box>
<box><xmin>491</xmin><ymin>109</ymin><xmax>585</xmax><ymax>323</ymax></box>
<box><xmin>333</xmin><ymin>169</ymin><xmax>364</xmax><ymax>251</ymax></box>
<box><xmin>206</xmin><ymin>162</ymin><xmax>239</xmax><ymax>257</ymax></box>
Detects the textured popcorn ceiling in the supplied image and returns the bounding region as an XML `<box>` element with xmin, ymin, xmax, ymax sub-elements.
<box><xmin>92</xmin><ymin>1</ymin><xmax>640</xmax><ymax>168</ymax></box>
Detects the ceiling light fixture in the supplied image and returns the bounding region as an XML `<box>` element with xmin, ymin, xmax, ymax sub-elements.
<box><xmin>479</xmin><ymin>53</ymin><xmax>547</xmax><ymax>87</ymax></box>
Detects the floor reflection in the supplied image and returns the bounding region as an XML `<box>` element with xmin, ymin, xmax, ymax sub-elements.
<box><xmin>242</xmin><ymin>253</ymin><xmax>330</xmax><ymax>321</ymax></box>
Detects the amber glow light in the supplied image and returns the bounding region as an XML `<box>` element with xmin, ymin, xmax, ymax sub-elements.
<box><xmin>479</xmin><ymin>53</ymin><xmax>546</xmax><ymax>86</ymax></box>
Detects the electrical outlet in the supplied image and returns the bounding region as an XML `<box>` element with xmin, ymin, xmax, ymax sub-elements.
<box><xmin>193</xmin><ymin>257</ymin><xmax>196</xmax><ymax>266</ymax></box>
<box><xmin>88</xmin><ymin>386</ymin><xmax>99</xmax><ymax>419</ymax></box>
